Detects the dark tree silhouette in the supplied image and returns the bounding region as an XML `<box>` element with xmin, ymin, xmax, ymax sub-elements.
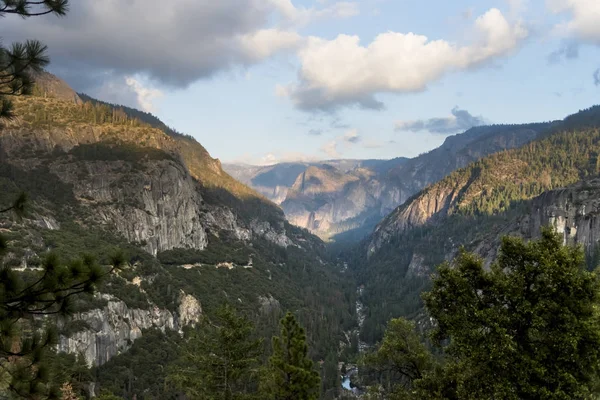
<box><xmin>0</xmin><ymin>0</ymin><xmax>69</xmax><ymax>118</ymax></box>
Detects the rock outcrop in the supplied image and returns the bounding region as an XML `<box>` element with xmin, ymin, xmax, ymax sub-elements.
<box><xmin>1</xmin><ymin>96</ymin><xmax>295</xmax><ymax>256</ymax></box>
<box><xmin>58</xmin><ymin>292</ymin><xmax>202</xmax><ymax>367</ymax></box>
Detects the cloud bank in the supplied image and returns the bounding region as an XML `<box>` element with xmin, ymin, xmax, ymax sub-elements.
<box><xmin>0</xmin><ymin>0</ymin><xmax>357</xmax><ymax>109</ymax></box>
<box><xmin>277</xmin><ymin>8</ymin><xmax>527</xmax><ymax>111</ymax></box>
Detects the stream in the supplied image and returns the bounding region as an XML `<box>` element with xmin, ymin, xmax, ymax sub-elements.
<box><xmin>339</xmin><ymin>286</ymin><xmax>368</xmax><ymax>395</ymax></box>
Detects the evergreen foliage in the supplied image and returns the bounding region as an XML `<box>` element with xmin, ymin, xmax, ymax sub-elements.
<box><xmin>422</xmin><ymin>227</ymin><xmax>600</xmax><ymax>399</ymax></box>
<box><xmin>168</xmin><ymin>304</ymin><xmax>263</xmax><ymax>400</ymax></box>
<box><xmin>0</xmin><ymin>195</ymin><xmax>123</xmax><ymax>399</ymax></box>
<box><xmin>360</xmin><ymin>318</ymin><xmax>433</xmax><ymax>396</ymax></box>
<box><xmin>262</xmin><ymin>312</ymin><xmax>321</xmax><ymax>400</ymax></box>
<box><xmin>356</xmin><ymin>105</ymin><xmax>600</xmax><ymax>342</ymax></box>
<box><xmin>363</xmin><ymin>229</ymin><xmax>600</xmax><ymax>399</ymax></box>
<box><xmin>0</xmin><ymin>0</ymin><xmax>68</xmax><ymax>119</ymax></box>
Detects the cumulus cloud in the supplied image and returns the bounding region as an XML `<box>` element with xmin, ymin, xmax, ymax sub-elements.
<box><xmin>278</xmin><ymin>8</ymin><xmax>527</xmax><ymax>111</ymax></box>
<box><xmin>0</xmin><ymin>0</ymin><xmax>355</xmax><ymax>91</ymax></box>
<box><xmin>594</xmin><ymin>68</ymin><xmax>600</xmax><ymax>86</ymax></box>
<box><xmin>395</xmin><ymin>107</ymin><xmax>487</xmax><ymax>135</ymax></box>
<box><xmin>548</xmin><ymin>0</ymin><xmax>600</xmax><ymax>45</ymax></box>
<box><xmin>125</xmin><ymin>77</ymin><xmax>163</xmax><ymax>113</ymax></box>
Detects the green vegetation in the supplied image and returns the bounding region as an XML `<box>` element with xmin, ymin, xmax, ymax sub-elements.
<box><xmin>356</xmin><ymin>105</ymin><xmax>600</xmax><ymax>342</ymax></box>
<box><xmin>261</xmin><ymin>312</ymin><xmax>321</xmax><ymax>400</ymax></box>
<box><xmin>361</xmin><ymin>229</ymin><xmax>600</xmax><ymax>399</ymax></box>
<box><xmin>0</xmin><ymin>195</ymin><xmax>123</xmax><ymax>399</ymax></box>
<box><xmin>168</xmin><ymin>304</ymin><xmax>263</xmax><ymax>400</ymax></box>
<box><xmin>77</xmin><ymin>92</ymin><xmax>191</xmax><ymax>140</ymax></box>
<box><xmin>94</xmin><ymin>328</ymin><xmax>181</xmax><ymax>399</ymax></box>
<box><xmin>0</xmin><ymin>1</ymin><xmax>68</xmax><ymax>120</ymax></box>
<box><xmin>360</xmin><ymin>318</ymin><xmax>433</xmax><ymax>396</ymax></box>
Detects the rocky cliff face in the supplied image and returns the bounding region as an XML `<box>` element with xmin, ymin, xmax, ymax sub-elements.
<box><xmin>1</xmin><ymin>76</ymin><xmax>334</xmax><ymax>369</ymax></box>
<box><xmin>2</xmin><ymin>97</ymin><xmax>293</xmax><ymax>256</ymax></box>
<box><xmin>58</xmin><ymin>291</ymin><xmax>202</xmax><ymax>367</ymax></box>
<box><xmin>227</xmin><ymin>124</ymin><xmax>546</xmax><ymax>240</ymax></box>
<box><xmin>470</xmin><ymin>179</ymin><xmax>600</xmax><ymax>264</ymax></box>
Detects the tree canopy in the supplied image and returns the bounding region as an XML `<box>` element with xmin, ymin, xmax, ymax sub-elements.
<box><xmin>363</xmin><ymin>228</ymin><xmax>600</xmax><ymax>399</ymax></box>
<box><xmin>0</xmin><ymin>0</ymin><xmax>68</xmax><ymax>118</ymax></box>
<box><xmin>168</xmin><ymin>304</ymin><xmax>263</xmax><ymax>400</ymax></box>
<box><xmin>262</xmin><ymin>312</ymin><xmax>321</xmax><ymax>400</ymax></box>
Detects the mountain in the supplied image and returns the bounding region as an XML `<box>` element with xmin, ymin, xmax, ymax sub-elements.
<box><xmin>355</xmin><ymin>105</ymin><xmax>600</xmax><ymax>342</ymax></box>
<box><xmin>227</xmin><ymin>123</ymin><xmax>550</xmax><ymax>241</ymax></box>
<box><xmin>224</xmin><ymin>159</ymin><xmax>391</xmax><ymax>204</ymax></box>
<box><xmin>1</xmin><ymin>73</ymin><xmax>356</xmax><ymax>398</ymax></box>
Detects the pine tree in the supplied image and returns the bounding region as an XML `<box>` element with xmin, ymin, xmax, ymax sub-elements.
<box><xmin>361</xmin><ymin>318</ymin><xmax>433</xmax><ymax>397</ymax></box>
<box><xmin>0</xmin><ymin>194</ymin><xmax>123</xmax><ymax>399</ymax></box>
<box><xmin>262</xmin><ymin>312</ymin><xmax>321</xmax><ymax>400</ymax></box>
<box><xmin>168</xmin><ymin>304</ymin><xmax>263</xmax><ymax>400</ymax></box>
<box><xmin>0</xmin><ymin>0</ymin><xmax>69</xmax><ymax>119</ymax></box>
<box><xmin>422</xmin><ymin>227</ymin><xmax>600</xmax><ymax>399</ymax></box>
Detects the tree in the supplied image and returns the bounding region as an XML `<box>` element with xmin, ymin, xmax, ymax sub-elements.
<box><xmin>361</xmin><ymin>318</ymin><xmax>434</xmax><ymax>398</ymax></box>
<box><xmin>59</xmin><ymin>382</ymin><xmax>78</xmax><ymax>400</ymax></box>
<box><xmin>423</xmin><ymin>227</ymin><xmax>600</xmax><ymax>399</ymax></box>
<box><xmin>0</xmin><ymin>195</ymin><xmax>123</xmax><ymax>399</ymax></box>
<box><xmin>0</xmin><ymin>0</ymin><xmax>69</xmax><ymax>119</ymax></box>
<box><xmin>261</xmin><ymin>312</ymin><xmax>320</xmax><ymax>400</ymax></box>
<box><xmin>168</xmin><ymin>304</ymin><xmax>263</xmax><ymax>400</ymax></box>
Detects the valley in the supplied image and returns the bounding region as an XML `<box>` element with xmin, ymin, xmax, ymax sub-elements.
<box><xmin>3</xmin><ymin>1</ymin><xmax>600</xmax><ymax>399</ymax></box>
<box><xmin>4</xmin><ymin>51</ymin><xmax>600</xmax><ymax>400</ymax></box>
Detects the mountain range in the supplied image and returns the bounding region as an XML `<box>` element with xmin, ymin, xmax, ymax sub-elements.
<box><xmin>226</xmin><ymin>122</ymin><xmax>552</xmax><ymax>241</ymax></box>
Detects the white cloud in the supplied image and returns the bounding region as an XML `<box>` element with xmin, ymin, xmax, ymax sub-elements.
<box><xmin>239</xmin><ymin>29</ymin><xmax>303</xmax><ymax>60</ymax></box>
<box><xmin>279</xmin><ymin>8</ymin><xmax>527</xmax><ymax>111</ymax></box>
<box><xmin>363</xmin><ymin>140</ymin><xmax>384</xmax><ymax>149</ymax></box>
<box><xmin>547</xmin><ymin>0</ymin><xmax>600</xmax><ymax>44</ymax></box>
<box><xmin>125</xmin><ymin>77</ymin><xmax>163</xmax><ymax>113</ymax></box>
<box><xmin>320</xmin><ymin>128</ymin><xmax>361</xmax><ymax>157</ymax></box>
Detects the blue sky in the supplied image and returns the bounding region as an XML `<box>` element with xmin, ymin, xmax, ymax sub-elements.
<box><xmin>3</xmin><ymin>0</ymin><xmax>600</xmax><ymax>164</ymax></box>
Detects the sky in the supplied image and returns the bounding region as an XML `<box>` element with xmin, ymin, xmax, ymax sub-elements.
<box><xmin>3</xmin><ymin>0</ymin><xmax>600</xmax><ymax>165</ymax></box>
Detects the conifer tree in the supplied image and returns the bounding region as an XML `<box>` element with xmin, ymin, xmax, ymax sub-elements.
<box><xmin>0</xmin><ymin>195</ymin><xmax>123</xmax><ymax>399</ymax></box>
<box><xmin>168</xmin><ymin>304</ymin><xmax>263</xmax><ymax>400</ymax></box>
<box><xmin>262</xmin><ymin>312</ymin><xmax>320</xmax><ymax>400</ymax></box>
<box><xmin>422</xmin><ymin>227</ymin><xmax>600</xmax><ymax>399</ymax></box>
<box><xmin>0</xmin><ymin>0</ymin><xmax>69</xmax><ymax>119</ymax></box>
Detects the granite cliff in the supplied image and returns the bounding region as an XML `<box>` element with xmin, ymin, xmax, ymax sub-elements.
<box><xmin>0</xmin><ymin>74</ymin><xmax>354</xmax><ymax>373</ymax></box>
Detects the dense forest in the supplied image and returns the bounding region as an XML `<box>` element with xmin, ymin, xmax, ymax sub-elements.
<box><xmin>353</xmin><ymin>105</ymin><xmax>600</xmax><ymax>343</ymax></box>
